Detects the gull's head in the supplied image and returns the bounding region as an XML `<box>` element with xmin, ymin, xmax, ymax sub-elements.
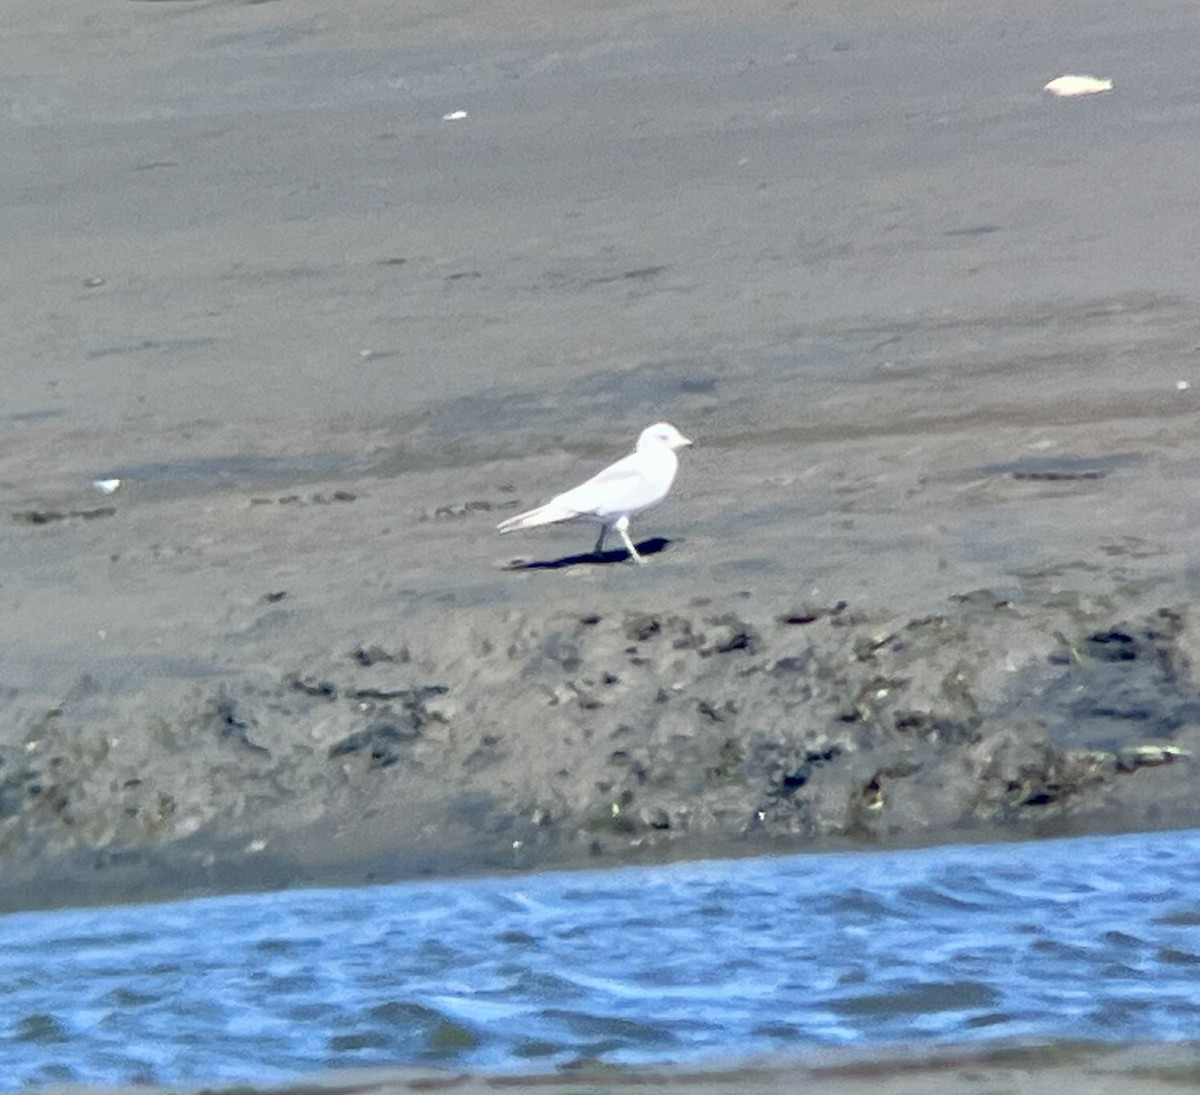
<box><xmin>637</xmin><ymin>422</ymin><xmax>693</xmax><ymax>452</ymax></box>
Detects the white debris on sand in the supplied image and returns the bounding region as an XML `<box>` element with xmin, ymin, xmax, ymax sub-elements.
<box><xmin>1044</xmin><ymin>75</ymin><xmax>1114</xmax><ymax>98</ymax></box>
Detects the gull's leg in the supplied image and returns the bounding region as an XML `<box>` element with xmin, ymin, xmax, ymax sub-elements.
<box><xmin>594</xmin><ymin>524</ymin><xmax>609</xmax><ymax>555</ymax></box>
<box><xmin>614</xmin><ymin>516</ymin><xmax>644</xmax><ymax>565</ymax></box>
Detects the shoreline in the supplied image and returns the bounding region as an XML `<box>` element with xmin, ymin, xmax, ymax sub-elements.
<box><xmin>3</xmin><ymin>578</ymin><xmax>1197</xmax><ymax>913</ymax></box>
<box><xmin>22</xmin><ymin>1041</ymin><xmax>1200</xmax><ymax>1095</ymax></box>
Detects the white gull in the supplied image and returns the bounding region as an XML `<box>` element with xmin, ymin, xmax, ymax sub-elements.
<box><xmin>497</xmin><ymin>422</ymin><xmax>692</xmax><ymax>564</ymax></box>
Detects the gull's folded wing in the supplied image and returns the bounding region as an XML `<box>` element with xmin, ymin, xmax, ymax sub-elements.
<box><xmin>551</xmin><ymin>454</ymin><xmax>653</xmax><ymax>518</ymax></box>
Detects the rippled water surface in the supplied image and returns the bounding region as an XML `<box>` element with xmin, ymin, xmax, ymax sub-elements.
<box><xmin>4</xmin><ymin>829</ymin><xmax>1200</xmax><ymax>1089</ymax></box>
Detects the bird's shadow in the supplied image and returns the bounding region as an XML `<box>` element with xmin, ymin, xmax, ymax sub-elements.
<box><xmin>504</xmin><ymin>537</ymin><xmax>672</xmax><ymax>571</ymax></box>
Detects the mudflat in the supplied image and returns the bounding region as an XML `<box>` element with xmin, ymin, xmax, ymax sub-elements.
<box><xmin>4</xmin><ymin>0</ymin><xmax>1200</xmax><ymax>911</ymax></box>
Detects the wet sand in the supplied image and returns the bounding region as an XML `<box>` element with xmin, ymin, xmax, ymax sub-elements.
<box><xmin>26</xmin><ymin>1043</ymin><xmax>1200</xmax><ymax>1095</ymax></box>
<box><xmin>4</xmin><ymin>0</ymin><xmax>1200</xmax><ymax>909</ymax></box>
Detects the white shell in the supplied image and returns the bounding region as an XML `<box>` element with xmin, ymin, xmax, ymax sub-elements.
<box><xmin>1043</xmin><ymin>75</ymin><xmax>1114</xmax><ymax>98</ymax></box>
<box><xmin>442</xmin><ymin>109</ymin><xmax>468</xmax><ymax>121</ymax></box>
<box><xmin>92</xmin><ymin>478</ymin><xmax>122</xmax><ymax>494</ymax></box>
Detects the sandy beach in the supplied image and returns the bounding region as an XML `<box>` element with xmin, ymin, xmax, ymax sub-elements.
<box><xmin>4</xmin><ymin>0</ymin><xmax>1200</xmax><ymax>911</ymax></box>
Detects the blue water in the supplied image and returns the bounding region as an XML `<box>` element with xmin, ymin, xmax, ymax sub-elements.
<box><xmin>3</xmin><ymin>828</ymin><xmax>1200</xmax><ymax>1089</ymax></box>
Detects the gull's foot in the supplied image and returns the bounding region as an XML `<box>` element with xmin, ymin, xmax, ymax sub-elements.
<box><xmin>502</xmin><ymin>538</ymin><xmax>670</xmax><ymax>571</ymax></box>
<box><xmin>617</xmin><ymin>525</ymin><xmax>644</xmax><ymax>564</ymax></box>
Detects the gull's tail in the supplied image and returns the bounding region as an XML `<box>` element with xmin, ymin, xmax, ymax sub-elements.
<box><xmin>497</xmin><ymin>500</ymin><xmax>578</xmax><ymax>534</ymax></box>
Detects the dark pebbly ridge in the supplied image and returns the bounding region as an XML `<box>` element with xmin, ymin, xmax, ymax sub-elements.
<box><xmin>0</xmin><ymin>590</ymin><xmax>1196</xmax><ymax>910</ymax></box>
